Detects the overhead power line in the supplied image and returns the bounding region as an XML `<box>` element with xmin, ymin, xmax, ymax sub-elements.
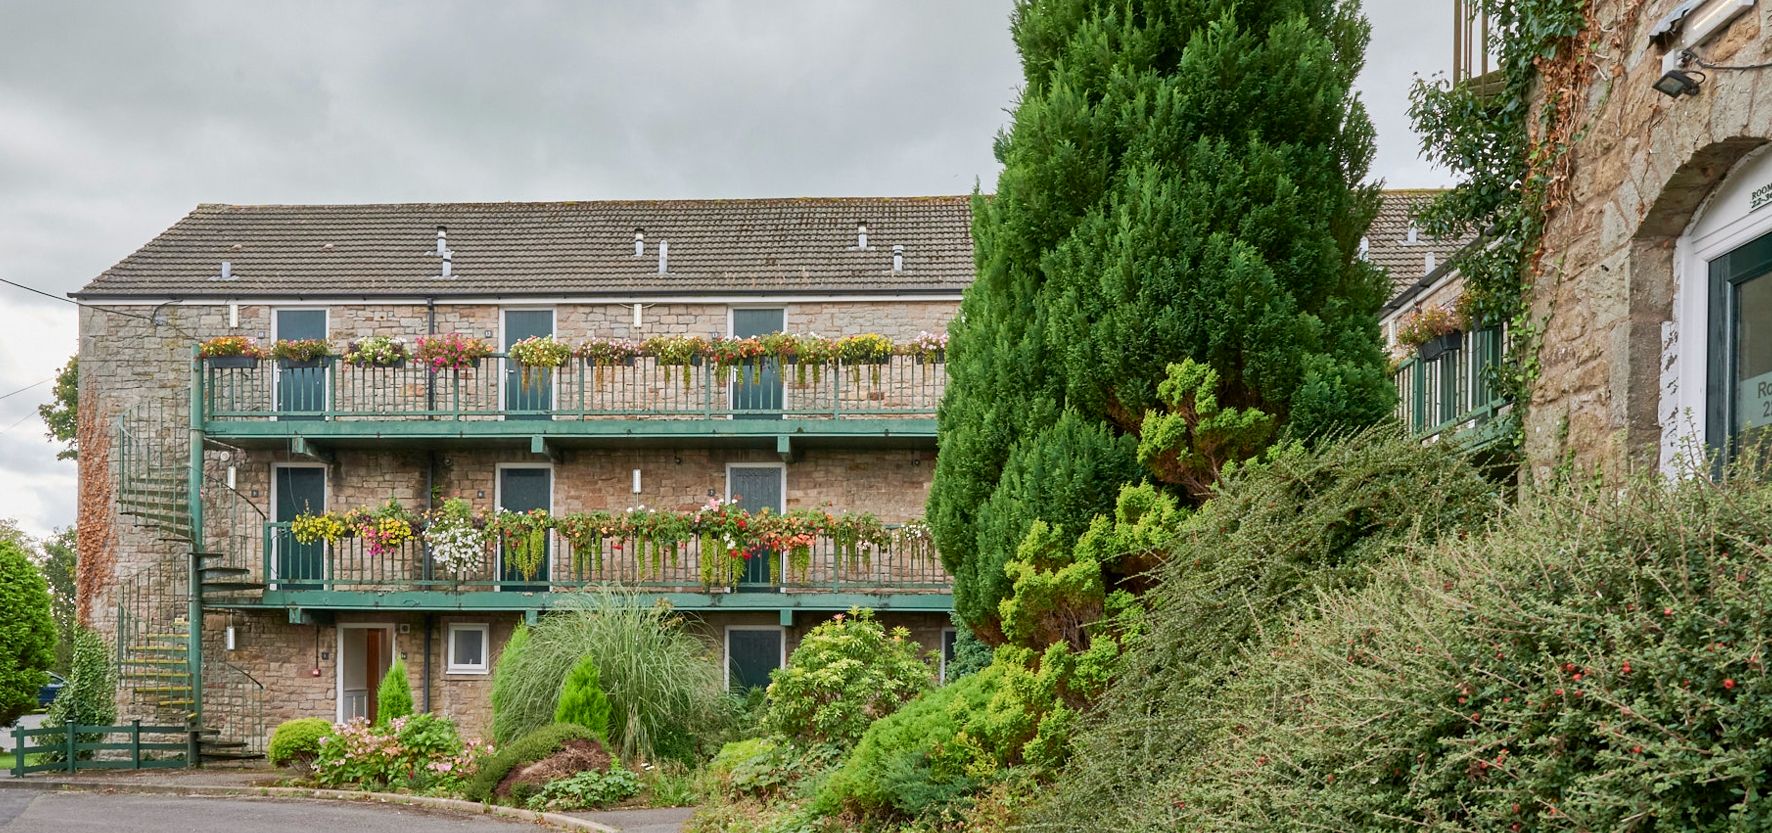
<box><xmin>0</xmin><ymin>378</ymin><xmax>51</xmax><ymax>402</ymax></box>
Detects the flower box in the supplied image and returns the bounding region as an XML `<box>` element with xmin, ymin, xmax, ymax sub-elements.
<box><xmin>278</xmin><ymin>357</ymin><xmax>332</xmax><ymax>370</ymax></box>
<box><xmin>1418</xmin><ymin>331</ymin><xmax>1463</xmax><ymax>362</ymax></box>
<box><xmin>206</xmin><ymin>356</ymin><xmax>260</xmax><ymax>369</ymax></box>
<box><xmin>583</xmin><ymin>355</ymin><xmax>637</xmax><ymax>368</ymax></box>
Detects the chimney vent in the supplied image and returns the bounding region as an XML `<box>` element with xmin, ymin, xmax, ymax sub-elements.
<box><xmin>1425</xmin><ymin>253</ymin><xmax>1437</xmax><ymax>274</ymax></box>
<box><xmin>634</xmin><ymin>228</ymin><xmax>645</xmax><ymax>257</ymax></box>
<box><xmin>1406</xmin><ymin>225</ymin><xmax>1419</xmax><ymax>245</ymax></box>
<box><xmin>892</xmin><ymin>244</ymin><xmax>904</xmax><ymax>272</ymax></box>
<box><xmin>658</xmin><ymin>240</ymin><xmax>669</xmax><ymax>274</ymax></box>
<box><xmin>218</xmin><ymin>260</ymin><xmax>234</xmax><ymax>281</ymax></box>
<box><xmin>436</xmin><ymin>226</ymin><xmax>453</xmax><ymax>278</ymax></box>
<box><xmin>1357</xmin><ymin>237</ymin><xmax>1370</xmax><ymax>260</ymax></box>
<box><xmin>857</xmin><ymin>222</ymin><xmax>869</xmax><ymax>249</ymax></box>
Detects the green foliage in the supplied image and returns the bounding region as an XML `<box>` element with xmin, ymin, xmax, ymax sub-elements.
<box><xmin>1094</xmin><ymin>460</ymin><xmax>1772</xmax><ymax>831</ymax></box>
<box><xmin>931</xmin><ymin>0</ymin><xmax>1395</xmax><ymax>640</ymax></box>
<box><xmin>1036</xmin><ymin>429</ymin><xmax>1499</xmax><ymax>829</ymax></box>
<box><xmin>1407</xmin><ymin>0</ymin><xmax>1589</xmax><ymax>443</ymax></box>
<box><xmin>486</xmin><ymin>591</ymin><xmax>730</xmax><ymax>763</ymax></box>
<box><xmin>465</xmin><ymin>722</ymin><xmax>599</xmax><ymax>802</ymax></box>
<box><xmin>944</xmin><ymin>611</ymin><xmax>992</xmax><ymax>682</ymax></box>
<box><xmin>707</xmin><ymin>737</ymin><xmax>799</xmax><ymax>801</ymax></box>
<box><xmin>1136</xmin><ymin>360</ymin><xmax>1275</xmax><ymax>500</ymax></box>
<box><xmin>315</xmin><ymin>712</ymin><xmax>482</xmax><ymax>793</ymax></box>
<box><xmin>0</xmin><ymin>536</ymin><xmax>54</xmax><ymax>726</ymax></box>
<box><xmin>268</xmin><ymin>717</ymin><xmax>332</xmax><ymax>769</ymax></box>
<box><xmin>524</xmin><ymin>765</ymin><xmax>642</xmax><ymax>811</ymax></box>
<box><xmin>38</xmin><ymin>356</ymin><xmax>77</xmax><ymax>460</ymax></box>
<box><xmin>816</xmin><ymin>665</ymin><xmax>1003</xmax><ymax>822</ymax></box>
<box><xmin>39</xmin><ymin>528</ymin><xmax>76</xmax><ymax>674</ymax></box>
<box><xmin>554</xmin><ymin>656</ymin><xmax>612</xmax><ymax>743</ymax></box>
<box><xmin>489</xmin><ymin>622</ymin><xmax>529</xmax><ymax>743</ymax></box>
<box><xmin>43</xmin><ymin>626</ymin><xmax>111</xmax><ymax>730</ymax></box>
<box><xmin>762</xmin><ymin>609</ymin><xmax>933</xmax><ymax>750</ymax></box>
<box><xmin>374</xmin><ymin>658</ymin><xmax>413</xmax><ymax>727</ymax></box>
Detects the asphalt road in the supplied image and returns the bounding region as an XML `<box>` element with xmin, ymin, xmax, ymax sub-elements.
<box><xmin>0</xmin><ymin>792</ymin><xmax>541</xmax><ymax>832</ymax></box>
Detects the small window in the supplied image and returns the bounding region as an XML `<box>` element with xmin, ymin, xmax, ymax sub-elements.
<box><xmin>447</xmin><ymin>623</ymin><xmax>489</xmax><ymax>674</ymax></box>
<box><xmin>940</xmin><ymin>629</ymin><xmax>957</xmax><ymax>683</ymax></box>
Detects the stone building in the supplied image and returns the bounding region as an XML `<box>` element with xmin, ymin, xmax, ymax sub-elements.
<box><xmin>1522</xmin><ymin>0</ymin><xmax>1772</xmax><ymax>476</ymax></box>
<box><xmin>73</xmin><ymin>197</ymin><xmax>969</xmax><ymax>753</ymax></box>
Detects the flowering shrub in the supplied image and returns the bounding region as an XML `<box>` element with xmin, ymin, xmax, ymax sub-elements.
<box><xmin>313</xmin><ymin>713</ymin><xmax>491</xmax><ymax>794</ymax></box>
<box><xmin>415</xmin><ymin>333</ymin><xmax>493</xmax><ymax>372</ymax></box>
<box><xmin>272</xmin><ymin>339</ymin><xmax>333</xmax><ymax>363</ymax></box>
<box><xmin>508</xmin><ymin>335</ymin><xmax>573</xmax><ymax>368</ymax></box>
<box><xmin>762</xmin><ymin>609</ymin><xmax>933</xmax><ymax>750</ymax></box>
<box><xmin>424</xmin><ymin>498</ymin><xmax>487</xmax><ymax>577</ymax></box>
<box><xmin>198</xmin><ymin>335</ymin><xmax>267</xmax><ymax>359</ymax></box>
<box><xmin>342</xmin><ymin>335</ymin><xmax>409</xmax><ymax>367</ymax></box>
<box><xmin>1395</xmin><ymin>305</ymin><xmax>1464</xmax><ymax>348</ymax></box>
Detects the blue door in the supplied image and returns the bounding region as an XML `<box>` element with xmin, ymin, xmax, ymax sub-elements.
<box><xmin>504</xmin><ymin>310</ymin><xmax>554</xmax><ymax>419</ymax></box>
<box><xmin>731</xmin><ymin>309</ymin><xmax>783</xmax><ymax>419</ymax></box>
<box><xmin>498</xmin><ymin>467</ymin><xmax>551</xmax><ymax>591</ymax></box>
<box><xmin>276</xmin><ymin>309</ymin><xmax>328</xmax><ymax>419</ymax></box>
<box><xmin>274</xmin><ymin>466</ymin><xmax>325</xmax><ymax>587</ymax></box>
<box><xmin>728</xmin><ymin>466</ymin><xmax>782</xmax><ymax>587</ymax></box>
<box><xmin>727</xmin><ymin>628</ymin><xmax>782</xmax><ymax>692</ymax></box>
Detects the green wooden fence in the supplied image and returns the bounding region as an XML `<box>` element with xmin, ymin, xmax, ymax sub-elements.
<box><xmin>10</xmin><ymin>720</ymin><xmax>194</xmax><ymax>776</ymax></box>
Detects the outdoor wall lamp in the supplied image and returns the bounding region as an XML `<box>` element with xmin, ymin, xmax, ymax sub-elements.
<box><xmin>1655</xmin><ymin>66</ymin><xmax>1706</xmax><ymax>97</ymax></box>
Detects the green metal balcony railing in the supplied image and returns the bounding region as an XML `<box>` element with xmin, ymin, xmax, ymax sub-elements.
<box><xmin>1392</xmin><ymin>326</ymin><xmax>1509</xmax><ymax>445</ymax></box>
<box><xmin>257</xmin><ymin>520</ymin><xmax>950</xmax><ymax>595</ymax></box>
<box><xmin>200</xmin><ymin>355</ymin><xmax>945</xmax><ymax>422</ymax></box>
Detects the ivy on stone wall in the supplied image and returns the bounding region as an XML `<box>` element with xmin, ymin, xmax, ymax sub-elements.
<box><xmin>1406</xmin><ymin>0</ymin><xmax>1593</xmax><ymax>452</ymax></box>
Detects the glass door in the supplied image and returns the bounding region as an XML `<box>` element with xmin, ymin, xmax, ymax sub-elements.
<box><xmin>273</xmin><ymin>466</ymin><xmax>325</xmax><ymax>587</ymax></box>
<box><xmin>731</xmin><ymin>309</ymin><xmax>784</xmax><ymax>418</ymax></box>
<box><xmin>498</xmin><ymin>466</ymin><xmax>551</xmax><ymax>591</ymax></box>
<box><xmin>504</xmin><ymin>309</ymin><xmax>554</xmax><ymax>419</ymax></box>
<box><xmin>275</xmin><ymin>309</ymin><xmax>328</xmax><ymax>420</ymax></box>
<box><xmin>728</xmin><ymin>465</ymin><xmax>783</xmax><ymax>587</ymax></box>
<box><xmin>1708</xmin><ymin>232</ymin><xmax>1772</xmax><ymax>459</ymax></box>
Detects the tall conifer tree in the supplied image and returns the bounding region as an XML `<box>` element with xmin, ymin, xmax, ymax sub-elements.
<box><xmin>931</xmin><ymin>0</ymin><xmax>1392</xmax><ymax>635</ymax></box>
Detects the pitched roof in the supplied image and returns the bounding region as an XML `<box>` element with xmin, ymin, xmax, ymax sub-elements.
<box><xmin>73</xmin><ymin>197</ymin><xmax>975</xmax><ymax>299</ymax></box>
<box><xmin>1364</xmin><ymin>190</ymin><xmax>1471</xmax><ymax>297</ymax></box>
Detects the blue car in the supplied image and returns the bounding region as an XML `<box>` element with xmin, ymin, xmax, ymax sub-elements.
<box><xmin>37</xmin><ymin>673</ymin><xmax>64</xmax><ymax>709</ymax></box>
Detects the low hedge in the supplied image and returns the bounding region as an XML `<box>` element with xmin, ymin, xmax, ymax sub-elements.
<box><xmin>464</xmin><ymin>722</ymin><xmax>598</xmax><ymax>802</ymax></box>
<box><xmin>268</xmin><ymin>717</ymin><xmax>332</xmax><ymax>769</ymax></box>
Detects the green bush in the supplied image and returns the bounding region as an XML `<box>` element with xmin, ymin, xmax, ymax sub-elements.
<box><xmin>816</xmin><ymin>664</ymin><xmax>1002</xmax><ymax>821</ymax></box>
<box><xmin>1042</xmin><ymin>430</ymin><xmax>1497</xmax><ymax>828</ymax></box>
<box><xmin>465</xmin><ymin>722</ymin><xmax>599</xmax><ymax>803</ymax></box>
<box><xmin>763</xmin><ymin>609</ymin><xmax>933</xmax><ymax>750</ymax></box>
<box><xmin>268</xmin><ymin>717</ymin><xmax>332</xmax><ymax>770</ymax></box>
<box><xmin>524</xmin><ymin>765</ymin><xmax>642</xmax><ymax>811</ymax></box>
<box><xmin>0</xmin><ymin>537</ymin><xmax>54</xmax><ymax>726</ymax></box>
<box><xmin>706</xmin><ymin>736</ymin><xmax>801</xmax><ymax>801</ymax></box>
<box><xmin>553</xmin><ymin>656</ymin><xmax>611</xmax><ymax>742</ymax></box>
<box><xmin>314</xmin><ymin>712</ymin><xmax>479</xmax><ymax>793</ymax></box>
<box><xmin>44</xmin><ymin>626</ymin><xmax>114</xmax><ymax>755</ymax></box>
<box><xmin>1137</xmin><ymin>467</ymin><xmax>1772</xmax><ymax>831</ymax></box>
<box><xmin>487</xmin><ymin>590</ymin><xmax>730</xmax><ymax>763</ymax></box>
<box><xmin>374</xmin><ymin>658</ymin><xmax>413</xmax><ymax>727</ymax></box>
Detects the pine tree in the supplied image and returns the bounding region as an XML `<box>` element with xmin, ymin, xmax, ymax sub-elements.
<box><xmin>930</xmin><ymin>0</ymin><xmax>1392</xmax><ymax>636</ymax></box>
<box><xmin>553</xmin><ymin>656</ymin><xmax>611</xmax><ymax>743</ymax></box>
<box><xmin>374</xmin><ymin>658</ymin><xmax>413</xmax><ymax>726</ymax></box>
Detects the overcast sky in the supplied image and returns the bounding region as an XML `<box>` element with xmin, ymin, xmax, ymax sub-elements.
<box><xmin>0</xmin><ymin>0</ymin><xmax>1453</xmax><ymax>539</ymax></box>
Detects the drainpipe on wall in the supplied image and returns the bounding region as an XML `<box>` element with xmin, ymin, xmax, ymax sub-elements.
<box><xmin>423</xmin><ymin>614</ymin><xmax>434</xmax><ymax>713</ymax></box>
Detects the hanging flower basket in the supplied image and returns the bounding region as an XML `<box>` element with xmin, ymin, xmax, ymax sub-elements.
<box><xmin>272</xmin><ymin>339</ymin><xmax>334</xmax><ymax>370</ymax></box>
<box><xmin>199</xmin><ymin>336</ymin><xmax>268</xmax><ymax>368</ymax></box>
<box><xmin>207</xmin><ymin>355</ymin><xmax>260</xmax><ymax>369</ymax></box>
<box><xmin>341</xmin><ymin>336</ymin><xmax>410</xmax><ymax>368</ymax></box>
<box><xmin>1418</xmin><ymin>331</ymin><xmax>1464</xmax><ymax>362</ymax></box>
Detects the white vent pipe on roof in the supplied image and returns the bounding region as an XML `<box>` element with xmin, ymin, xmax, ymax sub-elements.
<box><xmin>658</xmin><ymin>240</ymin><xmax>669</xmax><ymax>274</ymax></box>
<box><xmin>857</xmin><ymin>222</ymin><xmax>868</xmax><ymax>249</ymax></box>
<box><xmin>634</xmin><ymin>229</ymin><xmax>645</xmax><ymax>257</ymax></box>
<box><xmin>436</xmin><ymin>226</ymin><xmax>453</xmax><ymax>278</ymax></box>
<box><xmin>218</xmin><ymin>261</ymin><xmax>233</xmax><ymax>281</ymax></box>
<box><xmin>1406</xmin><ymin>225</ymin><xmax>1419</xmax><ymax>244</ymax></box>
<box><xmin>1426</xmin><ymin>253</ymin><xmax>1437</xmax><ymax>274</ymax></box>
<box><xmin>892</xmin><ymin>244</ymin><xmax>904</xmax><ymax>272</ymax></box>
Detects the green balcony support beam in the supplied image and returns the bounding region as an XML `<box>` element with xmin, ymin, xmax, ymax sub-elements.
<box><xmin>776</xmin><ymin>434</ymin><xmax>794</xmax><ymax>463</ymax></box>
<box><xmin>290</xmin><ymin>436</ymin><xmax>335</xmax><ymax>464</ymax></box>
<box><xmin>779</xmin><ymin>608</ymin><xmax>795</xmax><ymax>627</ymax></box>
<box><xmin>530</xmin><ymin>435</ymin><xmax>562</xmax><ymax>462</ymax></box>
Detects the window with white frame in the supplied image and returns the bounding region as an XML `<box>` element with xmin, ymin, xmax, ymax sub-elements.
<box><xmin>447</xmin><ymin>623</ymin><xmax>489</xmax><ymax>674</ymax></box>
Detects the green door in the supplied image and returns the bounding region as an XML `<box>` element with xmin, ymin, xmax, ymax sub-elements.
<box><xmin>728</xmin><ymin>466</ymin><xmax>782</xmax><ymax>587</ymax></box>
<box><xmin>727</xmin><ymin>628</ymin><xmax>782</xmax><ymax>692</ymax></box>
<box><xmin>276</xmin><ymin>309</ymin><xmax>328</xmax><ymax>419</ymax></box>
<box><xmin>274</xmin><ymin>466</ymin><xmax>325</xmax><ymax>587</ymax></box>
<box><xmin>499</xmin><ymin>467</ymin><xmax>551</xmax><ymax>591</ymax></box>
<box><xmin>504</xmin><ymin>310</ymin><xmax>554</xmax><ymax>419</ymax></box>
<box><xmin>731</xmin><ymin>309</ymin><xmax>783</xmax><ymax>419</ymax></box>
<box><xmin>1708</xmin><ymin>232</ymin><xmax>1772</xmax><ymax>460</ymax></box>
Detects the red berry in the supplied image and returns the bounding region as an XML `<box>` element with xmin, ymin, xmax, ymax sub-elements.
<box><xmin>1724</xmin><ymin>678</ymin><xmax>1737</xmax><ymax>690</ymax></box>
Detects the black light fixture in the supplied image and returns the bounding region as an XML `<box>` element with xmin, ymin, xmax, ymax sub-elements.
<box><xmin>1655</xmin><ymin>67</ymin><xmax>1705</xmax><ymax>97</ymax></box>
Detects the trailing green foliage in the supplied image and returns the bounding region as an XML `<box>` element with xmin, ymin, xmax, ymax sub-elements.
<box><xmin>1037</xmin><ymin>430</ymin><xmax>1498</xmax><ymax>829</ymax></box>
<box><xmin>268</xmin><ymin>717</ymin><xmax>332</xmax><ymax>769</ymax></box>
<box><xmin>485</xmin><ymin>590</ymin><xmax>732</xmax><ymax>762</ymax></box>
<box><xmin>1083</xmin><ymin>460</ymin><xmax>1772</xmax><ymax>831</ymax></box>
<box><xmin>930</xmin><ymin>0</ymin><xmax>1394</xmax><ymax>639</ymax></box>
<box><xmin>44</xmin><ymin>626</ymin><xmax>114</xmax><ymax>733</ymax></box>
<box><xmin>554</xmin><ymin>656</ymin><xmax>613</xmax><ymax>743</ymax></box>
<box><xmin>0</xmin><ymin>536</ymin><xmax>53</xmax><ymax>726</ymax></box>
<box><xmin>815</xmin><ymin>665</ymin><xmax>1003</xmax><ymax>822</ymax></box>
<box><xmin>1407</xmin><ymin>0</ymin><xmax>1589</xmax><ymax>444</ymax></box>
<box><xmin>374</xmin><ymin>658</ymin><xmax>413</xmax><ymax>727</ymax></box>
<box><xmin>465</xmin><ymin>722</ymin><xmax>600</xmax><ymax>802</ymax></box>
<box><xmin>524</xmin><ymin>766</ymin><xmax>642</xmax><ymax>811</ymax></box>
<box><xmin>762</xmin><ymin>609</ymin><xmax>933</xmax><ymax>750</ymax></box>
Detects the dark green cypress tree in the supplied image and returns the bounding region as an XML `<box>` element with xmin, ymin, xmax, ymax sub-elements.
<box><xmin>931</xmin><ymin>0</ymin><xmax>1392</xmax><ymax>636</ymax></box>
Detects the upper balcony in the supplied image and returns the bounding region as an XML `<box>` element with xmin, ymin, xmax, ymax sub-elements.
<box><xmin>1392</xmin><ymin>325</ymin><xmax>1511</xmax><ymax>448</ymax></box>
<box><xmin>197</xmin><ymin>354</ymin><xmax>945</xmax><ymax>449</ymax></box>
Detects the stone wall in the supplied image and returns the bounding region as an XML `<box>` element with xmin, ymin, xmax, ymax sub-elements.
<box><xmin>1524</xmin><ymin>1</ymin><xmax>1771</xmax><ymax>477</ymax></box>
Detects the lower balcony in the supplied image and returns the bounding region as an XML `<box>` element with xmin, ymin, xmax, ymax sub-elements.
<box><xmin>209</xmin><ymin>521</ymin><xmax>953</xmax><ymax>613</ymax></box>
<box><xmin>1391</xmin><ymin>326</ymin><xmax>1511</xmax><ymax>448</ymax></box>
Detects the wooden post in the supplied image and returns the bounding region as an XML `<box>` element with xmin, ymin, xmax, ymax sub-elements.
<box><xmin>186</xmin><ymin>718</ymin><xmax>201</xmax><ymax>769</ymax></box>
<box><xmin>131</xmin><ymin>719</ymin><xmax>142</xmax><ymax>769</ymax></box>
<box><xmin>11</xmin><ymin>722</ymin><xmax>24</xmax><ymax>776</ymax></box>
<box><xmin>65</xmin><ymin>721</ymin><xmax>76</xmax><ymax>773</ymax></box>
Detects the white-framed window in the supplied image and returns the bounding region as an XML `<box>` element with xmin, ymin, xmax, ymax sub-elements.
<box><xmin>446</xmin><ymin>623</ymin><xmax>490</xmax><ymax>674</ymax></box>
